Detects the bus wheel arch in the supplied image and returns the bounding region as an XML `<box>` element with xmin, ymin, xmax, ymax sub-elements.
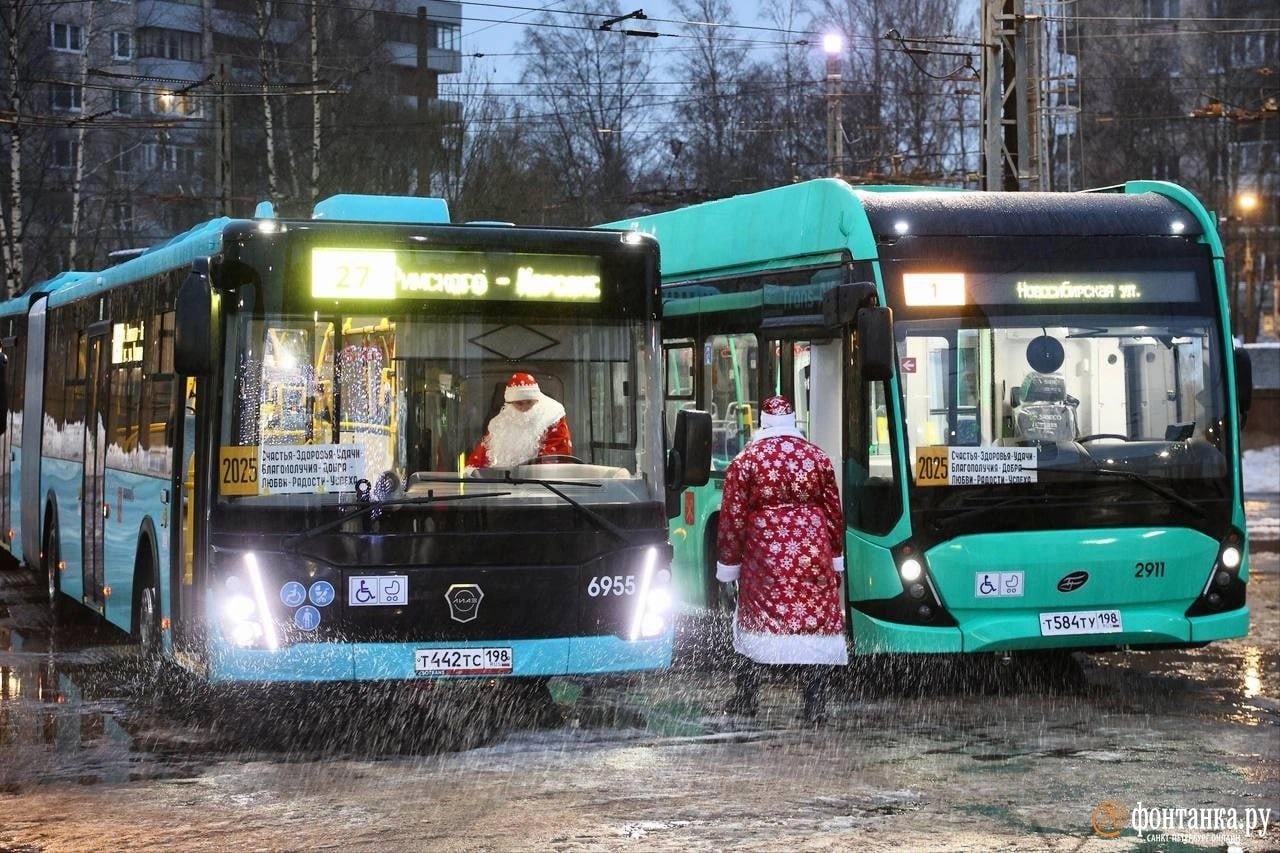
<box><xmin>131</xmin><ymin>520</ymin><xmax>163</xmax><ymax>660</ymax></box>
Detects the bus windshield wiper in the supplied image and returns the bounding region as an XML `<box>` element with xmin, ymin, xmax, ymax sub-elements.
<box><xmin>409</xmin><ymin>473</ymin><xmax>636</xmax><ymax>546</ymax></box>
<box><xmin>1033</xmin><ymin>465</ymin><xmax>1204</xmax><ymax>517</ymax></box>
<box><xmin>282</xmin><ymin>490</ymin><xmax>510</xmax><ymax>551</ymax></box>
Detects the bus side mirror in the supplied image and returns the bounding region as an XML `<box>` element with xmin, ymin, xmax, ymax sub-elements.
<box><xmin>667</xmin><ymin>409</ymin><xmax>712</xmax><ymax>492</ymax></box>
<box><xmin>1235</xmin><ymin>346</ymin><xmax>1253</xmax><ymax>428</ymax></box>
<box><xmin>858</xmin><ymin>306</ymin><xmax>894</xmax><ymax>382</ymax></box>
<box><xmin>175</xmin><ymin>262</ymin><xmax>213</xmax><ymax>377</ymax></box>
<box><xmin>0</xmin><ymin>352</ymin><xmax>8</xmax><ymax>435</ymax></box>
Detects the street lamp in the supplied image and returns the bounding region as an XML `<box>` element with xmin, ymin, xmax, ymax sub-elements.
<box><xmin>1237</xmin><ymin>190</ymin><xmax>1261</xmax><ymax>341</ymax></box>
<box><xmin>824</xmin><ymin>32</ymin><xmax>844</xmax><ymax>178</ymax></box>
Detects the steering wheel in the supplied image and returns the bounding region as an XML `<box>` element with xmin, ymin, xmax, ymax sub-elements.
<box><xmin>1078</xmin><ymin>433</ymin><xmax>1130</xmax><ymax>443</ymax></box>
<box><xmin>529</xmin><ymin>454</ymin><xmax>584</xmax><ymax>464</ymax></box>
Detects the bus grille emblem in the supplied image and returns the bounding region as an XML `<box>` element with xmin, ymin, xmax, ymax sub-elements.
<box><xmin>1057</xmin><ymin>571</ymin><xmax>1089</xmax><ymax>593</ymax></box>
<box><xmin>445</xmin><ymin>584</ymin><xmax>484</xmax><ymax>622</ymax></box>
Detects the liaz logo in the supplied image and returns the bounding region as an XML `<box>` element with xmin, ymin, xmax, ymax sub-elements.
<box><xmin>1057</xmin><ymin>571</ymin><xmax>1089</xmax><ymax>593</ymax></box>
<box><xmin>445</xmin><ymin>584</ymin><xmax>484</xmax><ymax>623</ymax></box>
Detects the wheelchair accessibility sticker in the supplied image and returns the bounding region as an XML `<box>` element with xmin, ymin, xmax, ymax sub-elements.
<box><xmin>348</xmin><ymin>575</ymin><xmax>409</xmax><ymax>606</ymax></box>
<box><xmin>975</xmin><ymin>571</ymin><xmax>1025</xmax><ymax>598</ymax></box>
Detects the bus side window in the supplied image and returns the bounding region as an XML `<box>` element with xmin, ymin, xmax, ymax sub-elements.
<box><xmin>846</xmin><ymin>355</ymin><xmax>902</xmax><ymax>536</ymax></box>
<box><xmin>663</xmin><ymin>342</ymin><xmax>695</xmax><ymax>437</ymax></box>
<box><xmin>704</xmin><ymin>334</ymin><xmax>758</xmax><ymax>466</ymax></box>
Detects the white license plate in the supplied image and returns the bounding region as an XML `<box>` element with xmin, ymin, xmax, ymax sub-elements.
<box><xmin>1038</xmin><ymin>610</ymin><xmax>1123</xmax><ymax>636</ymax></box>
<box><xmin>414</xmin><ymin>647</ymin><xmax>513</xmax><ymax>676</ymax></box>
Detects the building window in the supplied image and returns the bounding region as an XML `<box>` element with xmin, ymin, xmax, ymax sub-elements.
<box><xmin>1141</xmin><ymin>0</ymin><xmax>1179</xmax><ymax>17</ymax></box>
<box><xmin>113</xmin><ymin>32</ymin><xmax>132</xmax><ymax>60</ymax></box>
<box><xmin>112</xmin><ymin>89</ymin><xmax>135</xmax><ymax>114</ymax></box>
<box><xmin>50</xmin><ymin>22</ymin><xmax>83</xmax><ymax>52</ymax></box>
<box><xmin>434</xmin><ymin>22</ymin><xmax>459</xmax><ymax>51</ymax></box>
<box><xmin>149</xmin><ymin>92</ymin><xmax>200</xmax><ymax>116</ymax></box>
<box><xmin>51</xmin><ymin>83</ymin><xmax>83</xmax><ymax>112</ymax></box>
<box><xmin>137</xmin><ymin>28</ymin><xmax>202</xmax><ymax>62</ymax></box>
<box><xmin>147</xmin><ymin>143</ymin><xmax>199</xmax><ymax>173</ymax></box>
<box><xmin>116</xmin><ymin>142</ymin><xmax>134</xmax><ymax>172</ymax></box>
<box><xmin>113</xmin><ymin>202</ymin><xmax>134</xmax><ymax>230</ymax></box>
<box><xmin>53</xmin><ymin>139</ymin><xmax>80</xmax><ymax>169</ymax></box>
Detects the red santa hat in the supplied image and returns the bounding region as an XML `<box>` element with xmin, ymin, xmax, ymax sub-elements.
<box><xmin>504</xmin><ymin>372</ymin><xmax>543</xmax><ymax>402</ymax></box>
<box><xmin>760</xmin><ymin>395</ymin><xmax>796</xmax><ymax>429</ymax></box>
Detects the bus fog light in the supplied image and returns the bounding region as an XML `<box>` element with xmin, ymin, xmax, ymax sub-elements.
<box><xmin>900</xmin><ymin>558</ymin><xmax>923</xmax><ymax>582</ymax></box>
<box><xmin>1215</xmin><ymin>570</ymin><xmax>1232</xmax><ymax>587</ymax></box>
<box><xmin>641</xmin><ymin>612</ymin><xmax>666</xmax><ymax>638</ymax></box>
<box><xmin>230</xmin><ymin>621</ymin><xmax>263</xmax><ymax>647</ymax></box>
<box><xmin>1206</xmin><ymin>592</ymin><xmax>1223</xmax><ymax>609</ymax></box>
<box><xmin>908</xmin><ymin>583</ymin><xmax>926</xmax><ymax>600</ymax></box>
<box><xmin>917</xmin><ymin>604</ymin><xmax>934</xmax><ymax>620</ymax></box>
<box><xmin>1221</xmin><ymin>546</ymin><xmax>1241</xmax><ymax>570</ymax></box>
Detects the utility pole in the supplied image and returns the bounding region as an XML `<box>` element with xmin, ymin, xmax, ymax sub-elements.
<box><xmin>981</xmin><ymin>0</ymin><xmax>1047</xmax><ymax>190</ymax></box>
<box><xmin>416</xmin><ymin>7</ymin><xmax>438</xmax><ymax>196</ymax></box>
<box><xmin>824</xmin><ymin>33</ymin><xmax>844</xmax><ymax>179</ymax></box>
<box><xmin>214</xmin><ymin>54</ymin><xmax>234</xmax><ymax>216</ymax></box>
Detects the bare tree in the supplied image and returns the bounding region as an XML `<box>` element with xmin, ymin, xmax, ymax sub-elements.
<box><xmin>518</xmin><ymin>0</ymin><xmax>656</xmax><ymax>222</ymax></box>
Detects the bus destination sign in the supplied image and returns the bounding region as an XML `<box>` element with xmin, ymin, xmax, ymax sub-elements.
<box><xmin>902</xmin><ymin>270</ymin><xmax>1199</xmax><ymax>307</ymax></box>
<box><xmin>311</xmin><ymin>248</ymin><xmax>603</xmax><ymax>303</ymax></box>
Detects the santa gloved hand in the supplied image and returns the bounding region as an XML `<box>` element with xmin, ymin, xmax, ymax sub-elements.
<box><xmin>715</xmin><ymin>562</ymin><xmax>740</xmax><ymax>584</ymax></box>
<box><xmin>832</xmin><ymin>556</ymin><xmax>845</xmax><ymax>573</ymax></box>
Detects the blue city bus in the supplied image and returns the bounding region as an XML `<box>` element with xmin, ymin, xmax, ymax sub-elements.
<box><xmin>606</xmin><ymin>179</ymin><xmax>1253</xmax><ymax>654</ymax></box>
<box><xmin>0</xmin><ymin>195</ymin><xmax>709</xmax><ymax>681</ymax></box>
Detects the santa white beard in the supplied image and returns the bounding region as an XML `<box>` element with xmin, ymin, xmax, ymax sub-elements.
<box><xmin>482</xmin><ymin>397</ymin><xmax>566</xmax><ymax>467</ymax></box>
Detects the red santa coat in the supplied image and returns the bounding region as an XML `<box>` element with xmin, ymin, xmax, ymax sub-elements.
<box><xmin>715</xmin><ymin>426</ymin><xmax>848</xmax><ymax>665</ymax></box>
<box><xmin>465</xmin><ymin>397</ymin><xmax>573</xmax><ymax>469</ymax></box>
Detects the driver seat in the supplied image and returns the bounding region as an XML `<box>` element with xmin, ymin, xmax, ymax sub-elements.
<box><xmin>1013</xmin><ymin>371</ymin><xmax>1078</xmax><ymax>443</ymax></box>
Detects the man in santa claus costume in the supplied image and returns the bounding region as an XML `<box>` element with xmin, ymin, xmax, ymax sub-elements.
<box><xmin>716</xmin><ymin>395</ymin><xmax>847</xmax><ymax>723</ymax></box>
<box><xmin>466</xmin><ymin>372</ymin><xmax>574</xmax><ymax>471</ymax></box>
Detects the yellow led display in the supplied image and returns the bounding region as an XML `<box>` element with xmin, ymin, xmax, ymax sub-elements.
<box><xmin>903</xmin><ymin>273</ymin><xmax>967</xmax><ymax>306</ymax></box>
<box><xmin>310</xmin><ymin>248</ymin><xmax>603</xmax><ymax>303</ymax></box>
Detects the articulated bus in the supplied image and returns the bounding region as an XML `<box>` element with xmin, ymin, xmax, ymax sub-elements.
<box><xmin>0</xmin><ymin>194</ymin><xmax>711</xmax><ymax>681</ymax></box>
<box><xmin>605</xmin><ymin>179</ymin><xmax>1252</xmax><ymax>654</ymax></box>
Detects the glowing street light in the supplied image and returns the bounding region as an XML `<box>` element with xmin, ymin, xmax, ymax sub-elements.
<box><xmin>1237</xmin><ymin>191</ymin><xmax>1259</xmax><ymax>214</ymax></box>
<box><xmin>823</xmin><ymin>32</ymin><xmax>844</xmax><ymax>177</ymax></box>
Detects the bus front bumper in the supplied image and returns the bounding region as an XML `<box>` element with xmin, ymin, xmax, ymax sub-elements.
<box><xmin>849</xmin><ymin>604</ymin><xmax>1249</xmax><ymax>654</ymax></box>
<box><xmin>206</xmin><ymin>634</ymin><xmax>672</xmax><ymax>682</ymax></box>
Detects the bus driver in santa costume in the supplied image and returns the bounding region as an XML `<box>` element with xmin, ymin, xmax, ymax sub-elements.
<box><xmin>716</xmin><ymin>394</ymin><xmax>847</xmax><ymax>723</ymax></box>
<box><xmin>466</xmin><ymin>372</ymin><xmax>573</xmax><ymax>471</ymax></box>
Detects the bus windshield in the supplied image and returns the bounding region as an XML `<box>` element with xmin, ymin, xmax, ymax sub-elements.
<box><xmin>221</xmin><ymin>311</ymin><xmax>662</xmax><ymax>505</ymax></box>
<box><xmin>895</xmin><ymin>307</ymin><xmax>1232</xmax><ymax>519</ymax></box>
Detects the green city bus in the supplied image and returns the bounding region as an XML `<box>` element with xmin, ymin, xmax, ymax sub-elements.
<box><xmin>604</xmin><ymin>179</ymin><xmax>1253</xmax><ymax>653</ymax></box>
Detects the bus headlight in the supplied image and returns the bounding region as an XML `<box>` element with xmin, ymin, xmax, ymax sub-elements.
<box><xmin>218</xmin><ymin>553</ymin><xmax>280</xmax><ymax>650</ymax></box>
<box><xmin>899</xmin><ymin>558</ymin><xmax>923</xmax><ymax>583</ymax></box>
<box><xmin>630</xmin><ymin>548</ymin><xmax>672</xmax><ymax>640</ymax></box>
<box><xmin>1220</xmin><ymin>546</ymin><xmax>1241</xmax><ymax>570</ymax></box>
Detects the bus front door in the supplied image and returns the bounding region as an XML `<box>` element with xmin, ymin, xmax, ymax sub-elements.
<box><xmin>0</xmin><ymin>335</ymin><xmax>15</xmax><ymax>555</ymax></box>
<box><xmin>81</xmin><ymin>330</ymin><xmax>110</xmax><ymax>610</ymax></box>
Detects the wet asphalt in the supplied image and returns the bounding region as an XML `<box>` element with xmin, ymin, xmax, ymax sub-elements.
<box><xmin>0</xmin><ymin>502</ymin><xmax>1276</xmax><ymax>851</ymax></box>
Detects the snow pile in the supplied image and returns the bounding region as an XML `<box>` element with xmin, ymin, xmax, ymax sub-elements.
<box><xmin>1243</xmin><ymin>445</ymin><xmax>1280</xmax><ymax>494</ymax></box>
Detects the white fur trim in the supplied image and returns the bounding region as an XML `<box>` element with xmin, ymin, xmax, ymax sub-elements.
<box><xmin>505</xmin><ymin>384</ymin><xmax>542</xmax><ymax>402</ymax></box>
<box><xmin>832</xmin><ymin>556</ymin><xmax>844</xmax><ymax>573</ymax></box>
<box><xmin>732</xmin><ymin>621</ymin><xmax>849</xmax><ymax>665</ymax></box>
<box><xmin>749</xmin><ymin>425</ymin><xmax>805</xmax><ymax>444</ymax></box>
<box><xmin>761</xmin><ymin>411</ymin><xmax>796</xmax><ymax>429</ymax></box>
<box><xmin>716</xmin><ymin>562</ymin><xmax>741</xmax><ymax>583</ymax></box>
<box><xmin>482</xmin><ymin>397</ymin><xmax>566</xmax><ymax>467</ymax></box>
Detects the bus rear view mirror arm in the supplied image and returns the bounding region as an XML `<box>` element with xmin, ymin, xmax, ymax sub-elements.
<box><xmin>175</xmin><ymin>259</ymin><xmax>214</xmax><ymax>377</ymax></box>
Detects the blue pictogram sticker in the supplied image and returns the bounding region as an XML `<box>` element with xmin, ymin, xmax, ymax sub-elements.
<box><xmin>294</xmin><ymin>605</ymin><xmax>321</xmax><ymax>631</ymax></box>
<box><xmin>309</xmin><ymin>580</ymin><xmax>335</xmax><ymax>607</ymax></box>
<box><xmin>280</xmin><ymin>581</ymin><xmax>307</xmax><ymax>608</ymax></box>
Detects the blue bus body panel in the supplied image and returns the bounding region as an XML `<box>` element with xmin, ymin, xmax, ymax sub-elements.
<box><xmin>209</xmin><ymin>635</ymin><xmax>672</xmax><ymax>682</ymax></box>
<box><xmin>45</xmin><ymin>218</ymin><xmax>235</xmax><ymax>309</ymax></box>
<box><xmin>8</xmin><ymin>452</ymin><xmax>20</xmax><ymax>562</ymax></box>
<box><xmin>43</xmin><ymin>457</ymin><xmax>83</xmax><ymax>601</ymax></box>
<box><xmin>102</xmin><ymin>469</ymin><xmax>171</xmax><ymax>633</ymax></box>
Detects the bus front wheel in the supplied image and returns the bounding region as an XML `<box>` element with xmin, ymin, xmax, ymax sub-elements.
<box><xmin>133</xmin><ymin>553</ymin><xmax>162</xmax><ymax>662</ymax></box>
<box><xmin>42</xmin><ymin>519</ymin><xmax>60</xmax><ymax>605</ymax></box>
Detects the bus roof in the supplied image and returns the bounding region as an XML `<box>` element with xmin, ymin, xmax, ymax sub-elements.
<box><xmin>603</xmin><ymin>179</ymin><xmax>1218</xmax><ymax>281</ymax></box>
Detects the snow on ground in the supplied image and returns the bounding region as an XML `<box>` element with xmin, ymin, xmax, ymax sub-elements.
<box><xmin>1243</xmin><ymin>444</ymin><xmax>1280</xmax><ymax>494</ymax></box>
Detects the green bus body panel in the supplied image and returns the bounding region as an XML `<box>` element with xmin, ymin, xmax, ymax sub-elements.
<box><xmin>602</xmin><ymin>178</ymin><xmax>881</xmax><ymax>273</ymax></box>
<box><xmin>845</xmin><ymin>531</ymin><xmax>905</xmax><ymax>602</ymax></box>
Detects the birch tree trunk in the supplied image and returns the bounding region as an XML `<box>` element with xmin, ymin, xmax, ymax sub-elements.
<box><xmin>256</xmin><ymin>0</ymin><xmax>279</xmax><ymax>202</ymax></box>
<box><xmin>309</xmin><ymin>0</ymin><xmax>320</xmax><ymax>205</ymax></box>
<box><xmin>3</xmin><ymin>0</ymin><xmax>25</xmax><ymax>297</ymax></box>
<box><xmin>68</xmin><ymin>0</ymin><xmax>99</xmax><ymax>266</ymax></box>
